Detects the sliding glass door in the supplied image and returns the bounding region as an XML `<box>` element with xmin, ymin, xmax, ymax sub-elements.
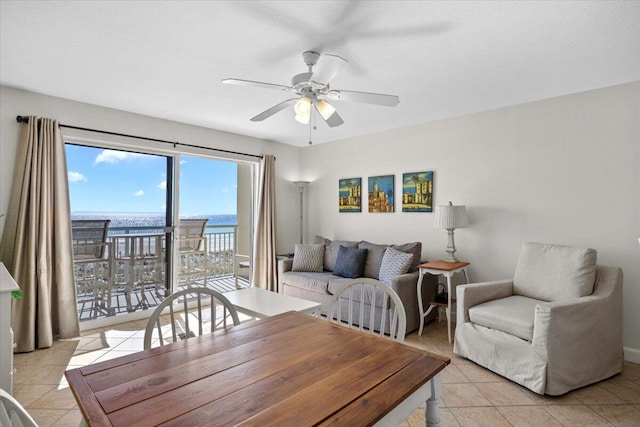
<box><xmin>66</xmin><ymin>144</ymin><xmax>172</xmax><ymax>324</ymax></box>
<box><xmin>65</xmin><ymin>143</ymin><xmax>254</xmax><ymax>328</ymax></box>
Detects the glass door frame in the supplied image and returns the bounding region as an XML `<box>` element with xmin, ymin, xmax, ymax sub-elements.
<box><xmin>64</xmin><ymin>133</ymin><xmax>257</xmax><ymax>331</ymax></box>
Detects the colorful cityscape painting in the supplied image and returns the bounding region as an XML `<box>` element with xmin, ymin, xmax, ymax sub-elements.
<box><xmin>368</xmin><ymin>175</ymin><xmax>394</xmax><ymax>213</ymax></box>
<box><xmin>402</xmin><ymin>171</ymin><xmax>433</xmax><ymax>212</ymax></box>
<box><xmin>338</xmin><ymin>178</ymin><xmax>362</xmax><ymax>212</ymax></box>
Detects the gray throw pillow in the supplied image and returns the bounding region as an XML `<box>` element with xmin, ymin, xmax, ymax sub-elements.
<box><xmin>379</xmin><ymin>247</ymin><xmax>413</xmax><ymax>285</ymax></box>
<box><xmin>291</xmin><ymin>244</ymin><xmax>325</xmax><ymax>272</ymax></box>
<box><xmin>333</xmin><ymin>246</ymin><xmax>368</xmax><ymax>279</ymax></box>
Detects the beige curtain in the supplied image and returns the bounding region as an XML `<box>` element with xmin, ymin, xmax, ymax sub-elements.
<box><xmin>0</xmin><ymin>116</ymin><xmax>79</xmax><ymax>352</ymax></box>
<box><xmin>251</xmin><ymin>155</ymin><xmax>277</xmax><ymax>291</ymax></box>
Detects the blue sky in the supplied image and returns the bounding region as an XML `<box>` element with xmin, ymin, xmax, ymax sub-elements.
<box><xmin>65</xmin><ymin>145</ymin><xmax>237</xmax><ymax>214</ymax></box>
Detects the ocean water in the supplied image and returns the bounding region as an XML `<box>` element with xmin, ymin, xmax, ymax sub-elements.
<box><xmin>71</xmin><ymin>212</ymin><xmax>237</xmax><ymax>233</ymax></box>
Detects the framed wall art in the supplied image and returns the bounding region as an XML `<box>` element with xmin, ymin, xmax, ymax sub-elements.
<box><xmin>368</xmin><ymin>175</ymin><xmax>394</xmax><ymax>213</ymax></box>
<box><xmin>338</xmin><ymin>178</ymin><xmax>362</xmax><ymax>212</ymax></box>
<box><xmin>402</xmin><ymin>171</ymin><xmax>434</xmax><ymax>212</ymax></box>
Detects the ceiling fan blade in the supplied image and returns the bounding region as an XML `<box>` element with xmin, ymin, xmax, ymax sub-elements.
<box><xmin>250</xmin><ymin>98</ymin><xmax>298</xmax><ymax>122</ymax></box>
<box><xmin>327</xmin><ymin>89</ymin><xmax>400</xmax><ymax>107</ymax></box>
<box><xmin>309</xmin><ymin>54</ymin><xmax>348</xmax><ymax>87</ymax></box>
<box><xmin>222</xmin><ymin>78</ymin><xmax>294</xmax><ymax>93</ymax></box>
<box><xmin>322</xmin><ymin>110</ymin><xmax>344</xmax><ymax>128</ymax></box>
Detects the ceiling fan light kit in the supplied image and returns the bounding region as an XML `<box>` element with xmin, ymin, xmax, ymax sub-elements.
<box><xmin>223</xmin><ymin>50</ymin><xmax>400</xmax><ymax>130</ymax></box>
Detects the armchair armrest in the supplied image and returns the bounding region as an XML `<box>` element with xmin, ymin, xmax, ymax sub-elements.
<box><xmin>456</xmin><ymin>279</ymin><xmax>514</xmax><ymax>324</ymax></box>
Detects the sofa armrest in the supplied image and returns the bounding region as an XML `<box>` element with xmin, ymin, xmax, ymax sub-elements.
<box><xmin>532</xmin><ymin>266</ymin><xmax>623</xmax><ymax>393</ymax></box>
<box><xmin>456</xmin><ymin>279</ymin><xmax>514</xmax><ymax>324</ymax></box>
<box><xmin>277</xmin><ymin>258</ymin><xmax>293</xmax><ymax>293</ymax></box>
<box><xmin>389</xmin><ymin>271</ymin><xmax>420</xmax><ymax>302</ymax></box>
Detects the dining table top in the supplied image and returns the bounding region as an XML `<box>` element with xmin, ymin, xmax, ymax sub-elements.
<box><xmin>66</xmin><ymin>311</ymin><xmax>449</xmax><ymax>426</ymax></box>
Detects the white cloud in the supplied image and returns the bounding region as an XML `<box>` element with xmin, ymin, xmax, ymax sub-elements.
<box><xmin>133</xmin><ymin>190</ymin><xmax>144</xmax><ymax>197</ymax></box>
<box><xmin>180</xmin><ymin>159</ymin><xmax>187</xmax><ymax>165</ymax></box>
<box><xmin>68</xmin><ymin>171</ymin><xmax>87</xmax><ymax>182</ymax></box>
<box><xmin>158</xmin><ymin>181</ymin><xmax>167</xmax><ymax>189</ymax></box>
<box><xmin>222</xmin><ymin>188</ymin><xmax>229</xmax><ymax>193</ymax></box>
<box><xmin>94</xmin><ymin>149</ymin><xmax>146</xmax><ymax>164</ymax></box>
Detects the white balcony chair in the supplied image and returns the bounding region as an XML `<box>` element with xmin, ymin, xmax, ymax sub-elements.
<box><xmin>0</xmin><ymin>388</ymin><xmax>37</xmax><ymax>427</ymax></box>
<box><xmin>234</xmin><ymin>254</ymin><xmax>250</xmax><ymax>289</ymax></box>
<box><xmin>326</xmin><ymin>278</ymin><xmax>407</xmax><ymax>343</ymax></box>
<box><xmin>143</xmin><ymin>287</ymin><xmax>240</xmax><ymax>350</ymax></box>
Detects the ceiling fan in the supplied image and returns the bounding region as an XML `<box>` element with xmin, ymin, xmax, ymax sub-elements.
<box><xmin>222</xmin><ymin>51</ymin><xmax>400</xmax><ymax>128</ymax></box>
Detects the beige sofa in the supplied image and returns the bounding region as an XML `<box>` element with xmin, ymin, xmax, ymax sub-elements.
<box><xmin>454</xmin><ymin>242</ymin><xmax>623</xmax><ymax>395</ymax></box>
<box><xmin>278</xmin><ymin>237</ymin><xmax>438</xmax><ymax>334</ymax></box>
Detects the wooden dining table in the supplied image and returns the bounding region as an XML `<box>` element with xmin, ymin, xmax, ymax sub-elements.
<box><xmin>66</xmin><ymin>311</ymin><xmax>450</xmax><ymax>427</ymax></box>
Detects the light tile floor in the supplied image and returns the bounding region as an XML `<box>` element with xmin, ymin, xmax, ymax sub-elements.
<box><xmin>12</xmin><ymin>318</ymin><xmax>640</xmax><ymax>427</ymax></box>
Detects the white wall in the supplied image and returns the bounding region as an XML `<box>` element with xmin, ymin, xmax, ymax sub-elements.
<box><xmin>0</xmin><ymin>86</ymin><xmax>302</xmax><ymax>255</ymax></box>
<box><xmin>301</xmin><ymin>82</ymin><xmax>640</xmax><ymax>361</ymax></box>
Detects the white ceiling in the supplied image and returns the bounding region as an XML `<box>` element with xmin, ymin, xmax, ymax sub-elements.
<box><xmin>1</xmin><ymin>1</ymin><xmax>639</xmax><ymax>147</ymax></box>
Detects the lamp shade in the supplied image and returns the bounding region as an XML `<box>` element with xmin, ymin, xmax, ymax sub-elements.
<box><xmin>434</xmin><ymin>203</ymin><xmax>468</xmax><ymax>229</ymax></box>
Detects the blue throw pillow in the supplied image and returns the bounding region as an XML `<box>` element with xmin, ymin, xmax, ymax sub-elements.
<box><xmin>333</xmin><ymin>246</ymin><xmax>368</xmax><ymax>278</ymax></box>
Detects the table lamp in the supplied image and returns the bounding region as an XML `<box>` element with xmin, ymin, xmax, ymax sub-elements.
<box><xmin>434</xmin><ymin>201</ymin><xmax>468</xmax><ymax>262</ymax></box>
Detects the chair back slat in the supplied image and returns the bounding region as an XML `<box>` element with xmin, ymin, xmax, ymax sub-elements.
<box><xmin>143</xmin><ymin>287</ymin><xmax>240</xmax><ymax>350</ymax></box>
<box><xmin>325</xmin><ymin>278</ymin><xmax>407</xmax><ymax>343</ymax></box>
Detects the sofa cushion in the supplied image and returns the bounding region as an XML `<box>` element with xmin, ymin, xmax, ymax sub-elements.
<box><xmin>291</xmin><ymin>243</ymin><xmax>325</xmax><ymax>272</ymax></box>
<box><xmin>281</xmin><ymin>271</ymin><xmax>336</xmax><ymax>294</ymax></box>
<box><xmin>392</xmin><ymin>241</ymin><xmax>422</xmax><ymax>272</ymax></box>
<box><xmin>358</xmin><ymin>241</ymin><xmax>388</xmax><ymax>279</ymax></box>
<box><xmin>327</xmin><ymin>279</ymin><xmax>391</xmax><ymax>309</ymax></box>
<box><xmin>333</xmin><ymin>246</ymin><xmax>368</xmax><ymax>279</ymax></box>
<box><xmin>379</xmin><ymin>247</ymin><xmax>413</xmax><ymax>286</ymax></box>
<box><xmin>514</xmin><ymin>242</ymin><xmax>597</xmax><ymax>301</ymax></box>
<box><xmin>469</xmin><ymin>295</ymin><xmax>539</xmax><ymax>342</ymax></box>
<box><xmin>313</xmin><ymin>236</ymin><xmax>359</xmax><ymax>272</ymax></box>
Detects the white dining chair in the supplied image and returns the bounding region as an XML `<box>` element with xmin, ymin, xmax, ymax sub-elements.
<box><xmin>143</xmin><ymin>287</ymin><xmax>240</xmax><ymax>350</ymax></box>
<box><xmin>326</xmin><ymin>278</ymin><xmax>407</xmax><ymax>343</ymax></box>
<box><xmin>0</xmin><ymin>388</ymin><xmax>38</xmax><ymax>427</ymax></box>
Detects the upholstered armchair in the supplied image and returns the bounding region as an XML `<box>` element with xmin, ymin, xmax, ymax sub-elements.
<box><xmin>454</xmin><ymin>242</ymin><xmax>623</xmax><ymax>395</ymax></box>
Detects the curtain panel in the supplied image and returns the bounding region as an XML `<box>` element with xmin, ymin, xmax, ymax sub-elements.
<box><xmin>251</xmin><ymin>155</ymin><xmax>277</xmax><ymax>291</ymax></box>
<box><xmin>0</xmin><ymin>116</ymin><xmax>79</xmax><ymax>352</ymax></box>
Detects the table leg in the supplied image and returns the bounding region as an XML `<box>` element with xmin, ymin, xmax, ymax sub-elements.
<box><xmin>445</xmin><ymin>272</ymin><xmax>453</xmax><ymax>343</ymax></box>
<box><xmin>417</xmin><ymin>269</ymin><xmax>425</xmax><ymax>336</ymax></box>
<box><xmin>425</xmin><ymin>372</ymin><xmax>443</xmax><ymax>427</ymax></box>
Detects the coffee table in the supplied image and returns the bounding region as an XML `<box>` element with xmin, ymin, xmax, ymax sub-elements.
<box><xmin>223</xmin><ymin>287</ymin><xmax>321</xmax><ymax>318</ymax></box>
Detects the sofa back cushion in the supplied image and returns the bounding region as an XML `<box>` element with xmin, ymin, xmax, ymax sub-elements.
<box><xmin>513</xmin><ymin>242</ymin><xmax>597</xmax><ymax>301</ymax></box>
<box><xmin>358</xmin><ymin>241</ymin><xmax>388</xmax><ymax>279</ymax></box>
<box><xmin>391</xmin><ymin>242</ymin><xmax>422</xmax><ymax>272</ymax></box>
<box><xmin>333</xmin><ymin>246</ymin><xmax>368</xmax><ymax>279</ymax></box>
<box><xmin>313</xmin><ymin>236</ymin><xmax>359</xmax><ymax>272</ymax></box>
<box><xmin>291</xmin><ymin>244</ymin><xmax>325</xmax><ymax>272</ymax></box>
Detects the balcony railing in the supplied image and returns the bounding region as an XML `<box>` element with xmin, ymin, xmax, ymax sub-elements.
<box><xmin>74</xmin><ymin>224</ymin><xmax>248</xmax><ymax>321</ymax></box>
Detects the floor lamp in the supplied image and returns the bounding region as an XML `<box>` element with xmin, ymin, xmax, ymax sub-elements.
<box><xmin>293</xmin><ymin>181</ymin><xmax>310</xmax><ymax>245</ymax></box>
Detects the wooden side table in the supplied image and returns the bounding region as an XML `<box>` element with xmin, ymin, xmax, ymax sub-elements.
<box><xmin>417</xmin><ymin>260</ymin><xmax>470</xmax><ymax>343</ymax></box>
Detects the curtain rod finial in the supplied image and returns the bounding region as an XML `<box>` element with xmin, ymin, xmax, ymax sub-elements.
<box><xmin>16</xmin><ymin>115</ymin><xmax>29</xmax><ymax>123</ymax></box>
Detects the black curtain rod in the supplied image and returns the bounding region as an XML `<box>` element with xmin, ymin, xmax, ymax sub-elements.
<box><xmin>16</xmin><ymin>115</ymin><xmax>264</xmax><ymax>160</ymax></box>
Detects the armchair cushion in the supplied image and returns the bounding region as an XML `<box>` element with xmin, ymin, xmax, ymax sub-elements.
<box><xmin>468</xmin><ymin>295</ymin><xmax>539</xmax><ymax>341</ymax></box>
<box><xmin>513</xmin><ymin>242</ymin><xmax>597</xmax><ymax>301</ymax></box>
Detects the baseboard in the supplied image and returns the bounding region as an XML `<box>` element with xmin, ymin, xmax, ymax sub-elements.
<box><xmin>623</xmin><ymin>346</ymin><xmax>640</xmax><ymax>364</ymax></box>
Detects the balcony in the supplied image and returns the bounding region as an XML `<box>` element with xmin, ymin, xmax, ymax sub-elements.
<box><xmin>74</xmin><ymin>224</ymin><xmax>250</xmax><ymax>322</ymax></box>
